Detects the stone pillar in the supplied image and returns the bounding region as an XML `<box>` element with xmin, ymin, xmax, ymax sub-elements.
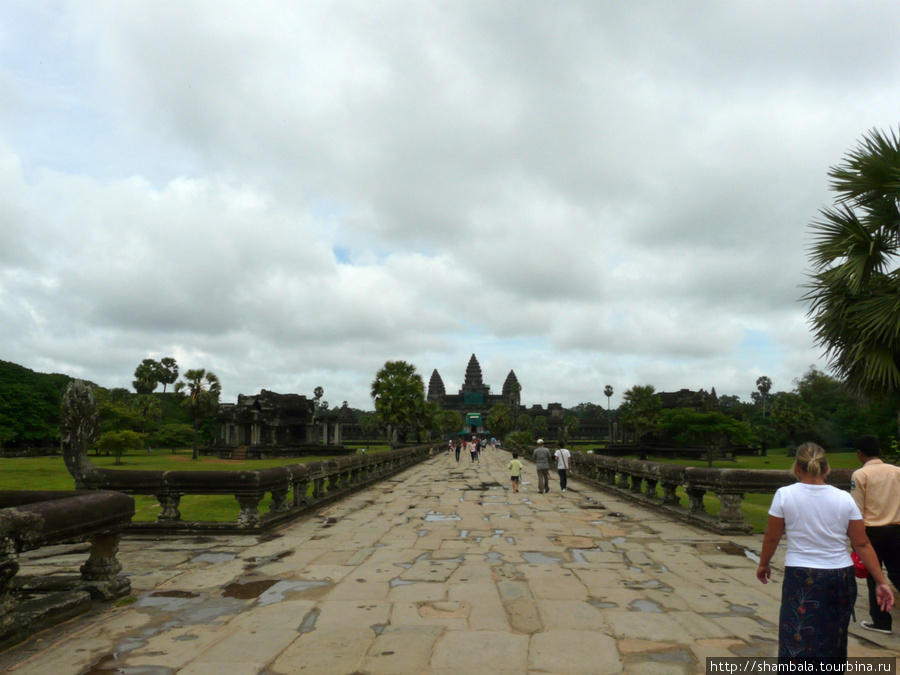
<box><xmin>80</xmin><ymin>532</ymin><xmax>123</xmax><ymax>581</ymax></box>
<box><xmin>0</xmin><ymin>537</ymin><xmax>19</xmax><ymax>615</ymax></box>
<box><xmin>156</xmin><ymin>493</ymin><xmax>182</xmax><ymax>522</ymax></box>
<box><xmin>686</xmin><ymin>487</ymin><xmax>707</xmax><ymax>514</ymax></box>
<box><xmin>660</xmin><ymin>481</ymin><xmax>680</xmax><ymax>505</ymax></box>
<box><xmin>716</xmin><ymin>491</ymin><xmax>746</xmax><ymax>527</ymax></box>
<box><xmin>236</xmin><ymin>494</ymin><xmax>262</xmax><ymax>527</ymax></box>
<box><xmin>644</xmin><ymin>477</ymin><xmax>658</xmax><ymax>498</ymax></box>
<box><xmin>293</xmin><ymin>480</ymin><xmax>310</xmax><ymax>507</ymax></box>
<box><xmin>270</xmin><ymin>488</ymin><xmax>290</xmax><ymax>513</ymax></box>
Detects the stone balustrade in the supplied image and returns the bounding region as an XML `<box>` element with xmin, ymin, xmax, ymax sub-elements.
<box><xmin>0</xmin><ymin>489</ymin><xmax>134</xmax><ymax>647</ymax></box>
<box><xmin>64</xmin><ymin>441</ymin><xmax>440</xmax><ymax>533</ymax></box>
<box><xmin>540</xmin><ymin>449</ymin><xmax>852</xmax><ymax>534</ymax></box>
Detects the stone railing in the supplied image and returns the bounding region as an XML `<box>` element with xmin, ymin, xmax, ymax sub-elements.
<box><xmin>516</xmin><ymin>446</ymin><xmax>851</xmax><ymax>534</ymax></box>
<box><xmin>0</xmin><ymin>489</ymin><xmax>134</xmax><ymax>647</ymax></box>
<box><xmin>64</xmin><ymin>441</ymin><xmax>440</xmax><ymax>533</ymax></box>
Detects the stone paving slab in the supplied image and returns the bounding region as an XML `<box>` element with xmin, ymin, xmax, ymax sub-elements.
<box><xmin>2</xmin><ymin>447</ymin><xmax>900</xmax><ymax>673</ymax></box>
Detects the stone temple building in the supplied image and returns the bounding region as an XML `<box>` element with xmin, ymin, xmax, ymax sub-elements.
<box><xmin>427</xmin><ymin>354</ymin><xmax>522</xmax><ymax>435</ymax></box>
<box><xmin>215</xmin><ymin>389</ymin><xmax>343</xmax><ymax>454</ymax></box>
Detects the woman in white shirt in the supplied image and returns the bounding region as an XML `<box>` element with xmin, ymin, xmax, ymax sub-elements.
<box><xmin>757</xmin><ymin>443</ymin><xmax>893</xmax><ymax>665</ymax></box>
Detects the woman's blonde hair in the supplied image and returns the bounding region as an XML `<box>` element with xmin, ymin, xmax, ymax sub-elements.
<box><xmin>791</xmin><ymin>443</ymin><xmax>830</xmax><ymax>480</ymax></box>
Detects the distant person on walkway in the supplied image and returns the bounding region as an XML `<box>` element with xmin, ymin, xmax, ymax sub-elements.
<box><xmin>532</xmin><ymin>439</ymin><xmax>551</xmax><ymax>493</ymax></box>
<box><xmin>756</xmin><ymin>443</ymin><xmax>892</xmax><ymax>666</ymax></box>
<box><xmin>554</xmin><ymin>442</ymin><xmax>571</xmax><ymax>492</ymax></box>
<box><xmin>454</xmin><ymin>439</ymin><xmax>462</xmax><ymax>462</ymax></box>
<box><xmin>468</xmin><ymin>437</ymin><xmax>478</xmax><ymax>463</ymax></box>
<box><xmin>851</xmin><ymin>435</ymin><xmax>900</xmax><ymax>635</ymax></box>
<box><xmin>508</xmin><ymin>452</ymin><xmax>524</xmax><ymax>493</ymax></box>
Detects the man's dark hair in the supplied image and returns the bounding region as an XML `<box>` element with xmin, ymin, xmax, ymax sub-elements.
<box><xmin>512</xmin><ymin>452</ymin><xmax>518</xmax><ymax>459</ymax></box>
<box><xmin>855</xmin><ymin>435</ymin><xmax>881</xmax><ymax>458</ymax></box>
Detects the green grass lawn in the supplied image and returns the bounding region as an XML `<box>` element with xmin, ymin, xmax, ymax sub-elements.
<box><xmin>0</xmin><ymin>446</ymin><xmax>393</xmax><ymax>522</ymax></box>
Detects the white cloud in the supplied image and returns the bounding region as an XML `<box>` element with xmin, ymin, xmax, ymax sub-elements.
<box><xmin>1</xmin><ymin>0</ymin><xmax>898</xmax><ymax>409</ymax></box>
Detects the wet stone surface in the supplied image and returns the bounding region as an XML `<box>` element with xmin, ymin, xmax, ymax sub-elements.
<box><xmin>3</xmin><ymin>448</ymin><xmax>899</xmax><ymax>674</ymax></box>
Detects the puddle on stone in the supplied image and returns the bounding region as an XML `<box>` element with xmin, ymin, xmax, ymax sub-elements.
<box><xmin>610</xmin><ymin>537</ymin><xmax>627</xmax><ymax>545</ymax></box>
<box><xmin>417</xmin><ymin>530</ymin><xmax>429</xmax><ymax>538</ymax></box>
<box><xmin>256</xmin><ymin>580</ymin><xmax>331</xmax><ymax>606</ymax></box>
<box><xmin>624</xmin><ymin>579</ymin><xmax>674</xmax><ymax>592</ymax></box>
<box><xmin>389</xmin><ymin>578</ymin><xmax>418</xmax><ymax>587</ymax></box>
<box><xmin>522</xmin><ymin>552</ymin><xmax>564</xmax><ymax>565</ymax></box>
<box><xmin>321</xmin><ymin>517</ymin><xmax>338</xmax><ymax>528</ymax></box>
<box><xmin>571</xmin><ymin>548</ymin><xmax>606</xmax><ymax>563</ymax></box>
<box><xmin>629</xmin><ymin>598</ymin><xmax>664</xmax><ymax>613</ymax></box>
<box><xmin>729</xmin><ymin>604</ymin><xmax>755</xmax><ymax>615</ymax></box>
<box><xmin>588</xmin><ymin>598</ymin><xmax>619</xmax><ymax>609</ymax></box>
<box><xmin>644</xmin><ymin>648</ymin><xmax>693</xmax><ymax>664</ymax></box>
<box><xmin>81</xmin><ymin>652</ymin><xmax>174</xmax><ymax>675</ymax></box>
<box><xmin>492</xmin><ymin>530</ymin><xmax>504</xmax><ymax>538</ymax></box>
<box><xmin>460</xmin><ymin>530</ymin><xmax>469</xmax><ymax>538</ymax></box>
<box><xmin>415</xmin><ymin>552</ymin><xmax>432</xmax><ymax>562</ymax></box>
<box><xmin>506</xmin><ymin>537</ymin><xmax>515</xmax><ymax>545</ymax></box>
<box><xmin>222</xmin><ymin>579</ymin><xmax>280</xmax><ymax>600</ymax></box>
<box><xmin>394</xmin><ymin>562</ymin><xmax>413</xmax><ymax>569</ymax></box>
<box><xmin>371</xmin><ymin>623</ymin><xmax>386</xmax><ymax>635</ymax></box>
<box><xmin>425</xmin><ymin>512</ymin><xmax>461</xmax><ymax>522</ymax></box>
<box><xmin>298</xmin><ymin>607</ymin><xmax>320</xmax><ymax>634</ymax></box>
<box><xmin>486</xmin><ymin>552</ymin><xmax>503</xmax><ymax>562</ymax></box>
<box><xmin>138</xmin><ymin>590</ymin><xmax>201</xmax><ymax>612</ymax></box>
<box><xmin>191</xmin><ymin>552</ymin><xmax>236</xmax><ymax>564</ymax></box>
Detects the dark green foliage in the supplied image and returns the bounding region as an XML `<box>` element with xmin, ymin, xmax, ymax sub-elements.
<box><xmin>0</xmin><ymin>360</ymin><xmax>75</xmax><ymax>448</ymax></box>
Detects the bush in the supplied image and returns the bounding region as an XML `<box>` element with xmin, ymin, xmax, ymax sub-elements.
<box><xmin>95</xmin><ymin>430</ymin><xmax>145</xmax><ymax>464</ymax></box>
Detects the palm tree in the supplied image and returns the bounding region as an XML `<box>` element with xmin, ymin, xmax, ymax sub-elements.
<box><xmin>174</xmin><ymin>369</ymin><xmax>222</xmax><ymax>459</ymax></box>
<box><xmin>603</xmin><ymin>384</ymin><xmax>614</xmax><ymax>442</ymax></box>
<box><xmin>370</xmin><ymin>361</ymin><xmax>425</xmax><ymax>447</ymax></box>
<box><xmin>755</xmin><ymin>376</ymin><xmax>772</xmax><ymax>418</ymax></box>
<box><xmin>805</xmin><ymin>128</ymin><xmax>900</xmax><ymax>405</ymax></box>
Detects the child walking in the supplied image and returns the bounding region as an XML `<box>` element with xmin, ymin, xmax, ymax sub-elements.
<box><xmin>508</xmin><ymin>452</ymin><xmax>524</xmax><ymax>493</ymax></box>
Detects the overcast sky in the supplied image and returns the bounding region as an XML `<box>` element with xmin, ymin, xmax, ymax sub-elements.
<box><xmin>2</xmin><ymin>1</ymin><xmax>898</xmax><ymax>411</ymax></box>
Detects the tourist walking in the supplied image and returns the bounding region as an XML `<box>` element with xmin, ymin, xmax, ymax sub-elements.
<box><xmin>851</xmin><ymin>435</ymin><xmax>900</xmax><ymax>635</ymax></box>
<box><xmin>468</xmin><ymin>437</ymin><xmax>478</xmax><ymax>463</ymax></box>
<box><xmin>508</xmin><ymin>452</ymin><xmax>524</xmax><ymax>493</ymax></box>
<box><xmin>554</xmin><ymin>442</ymin><xmax>571</xmax><ymax>492</ymax></box>
<box><xmin>532</xmin><ymin>439</ymin><xmax>551</xmax><ymax>493</ymax></box>
<box><xmin>454</xmin><ymin>439</ymin><xmax>461</xmax><ymax>462</ymax></box>
<box><xmin>756</xmin><ymin>443</ymin><xmax>893</xmax><ymax>666</ymax></box>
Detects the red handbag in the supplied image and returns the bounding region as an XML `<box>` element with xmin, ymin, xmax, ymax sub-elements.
<box><xmin>852</xmin><ymin>551</ymin><xmax>869</xmax><ymax>578</ymax></box>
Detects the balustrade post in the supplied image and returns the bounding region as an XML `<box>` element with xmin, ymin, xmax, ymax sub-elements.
<box><xmin>156</xmin><ymin>493</ymin><xmax>182</xmax><ymax>522</ymax></box>
<box><xmin>236</xmin><ymin>494</ymin><xmax>262</xmax><ymax>527</ymax></box>
<box><xmin>617</xmin><ymin>470</ymin><xmax>630</xmax><ymax>490</ymax></box>
<box><xmin>0</xmin><ymin>537</ymin><xmax>18</xmax><ymax>615</ymax></box>
<box><xmin>644</xmin><ymin>477</ymin><xmax>658</xmax><ymax>499</ymax></box>
<box><xmin>293</xmin><ymin>479</ymin><xmax>310</xmax><ymax>508</ymax></box>
<box><xmin>686</xmin><ymin>487</ymin><xmax>707</xmax><ymax>514</ymax></box>
<box><xmin>716</xmin><ymin>491</ymin><xmax>747</xmax><ymax>527</ymax></box>
<box><xmin>80</xmin><ymin>532</ymin><xmax>123</xmax><ymax>581</ymax></box>
<box><xmin>660</xmin><ymin>481</ymin><xmax>680</xmax><ymax>505</ymax></box>
<box><xmin>629</xmin><ymin>474</ymin><xmax>643</xmax><ymax>494</ymax></box>
<box><xmin>270</xmin><ymin>488</ymin><xmax>290</xmax><ymax>513</ymax></box>
<box><xmin>313</xmin><ymin>477</ymin><xmax>325</xmax><ymax>499</ymax></box>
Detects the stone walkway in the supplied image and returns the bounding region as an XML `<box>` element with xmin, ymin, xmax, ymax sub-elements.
<box><xmin>3</xmin><ymin>449</ymin><xmax>899</xmax><ymax>674</ymax></box>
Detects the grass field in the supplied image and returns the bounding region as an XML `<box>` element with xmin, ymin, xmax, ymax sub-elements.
<box><xmin>0</xmin><ymin>446</ymin><xmax>392</xmax><ymax>522</ymax></box>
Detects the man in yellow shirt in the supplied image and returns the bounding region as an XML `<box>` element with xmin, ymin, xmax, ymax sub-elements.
<box><xmin>851</xmin><ymin>435</ymin><xmax>900</xmax><ymax>634</ymax></box>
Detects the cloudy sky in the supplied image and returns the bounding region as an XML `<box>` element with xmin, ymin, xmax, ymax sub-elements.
<box><xmin>1</xmin><ymin>1</ymin><xmax>898</xmax><ymax>411</ymax></box>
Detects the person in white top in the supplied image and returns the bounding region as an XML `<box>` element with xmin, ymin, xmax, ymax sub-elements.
<box><xmin>554</xmin><ymin>442</ymin><xmax>571</xmax><ymax>492</ymax></box>
<box><xmin>756</xmin><ymin>443</ymin><xmax>892</xmax><ymax>666</ymax></box>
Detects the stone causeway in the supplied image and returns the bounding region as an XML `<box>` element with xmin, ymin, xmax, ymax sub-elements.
<box><xmin>2</xmin><ymin>448</ymin><xmax>898</xmax><ymax>674</ymax></box>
